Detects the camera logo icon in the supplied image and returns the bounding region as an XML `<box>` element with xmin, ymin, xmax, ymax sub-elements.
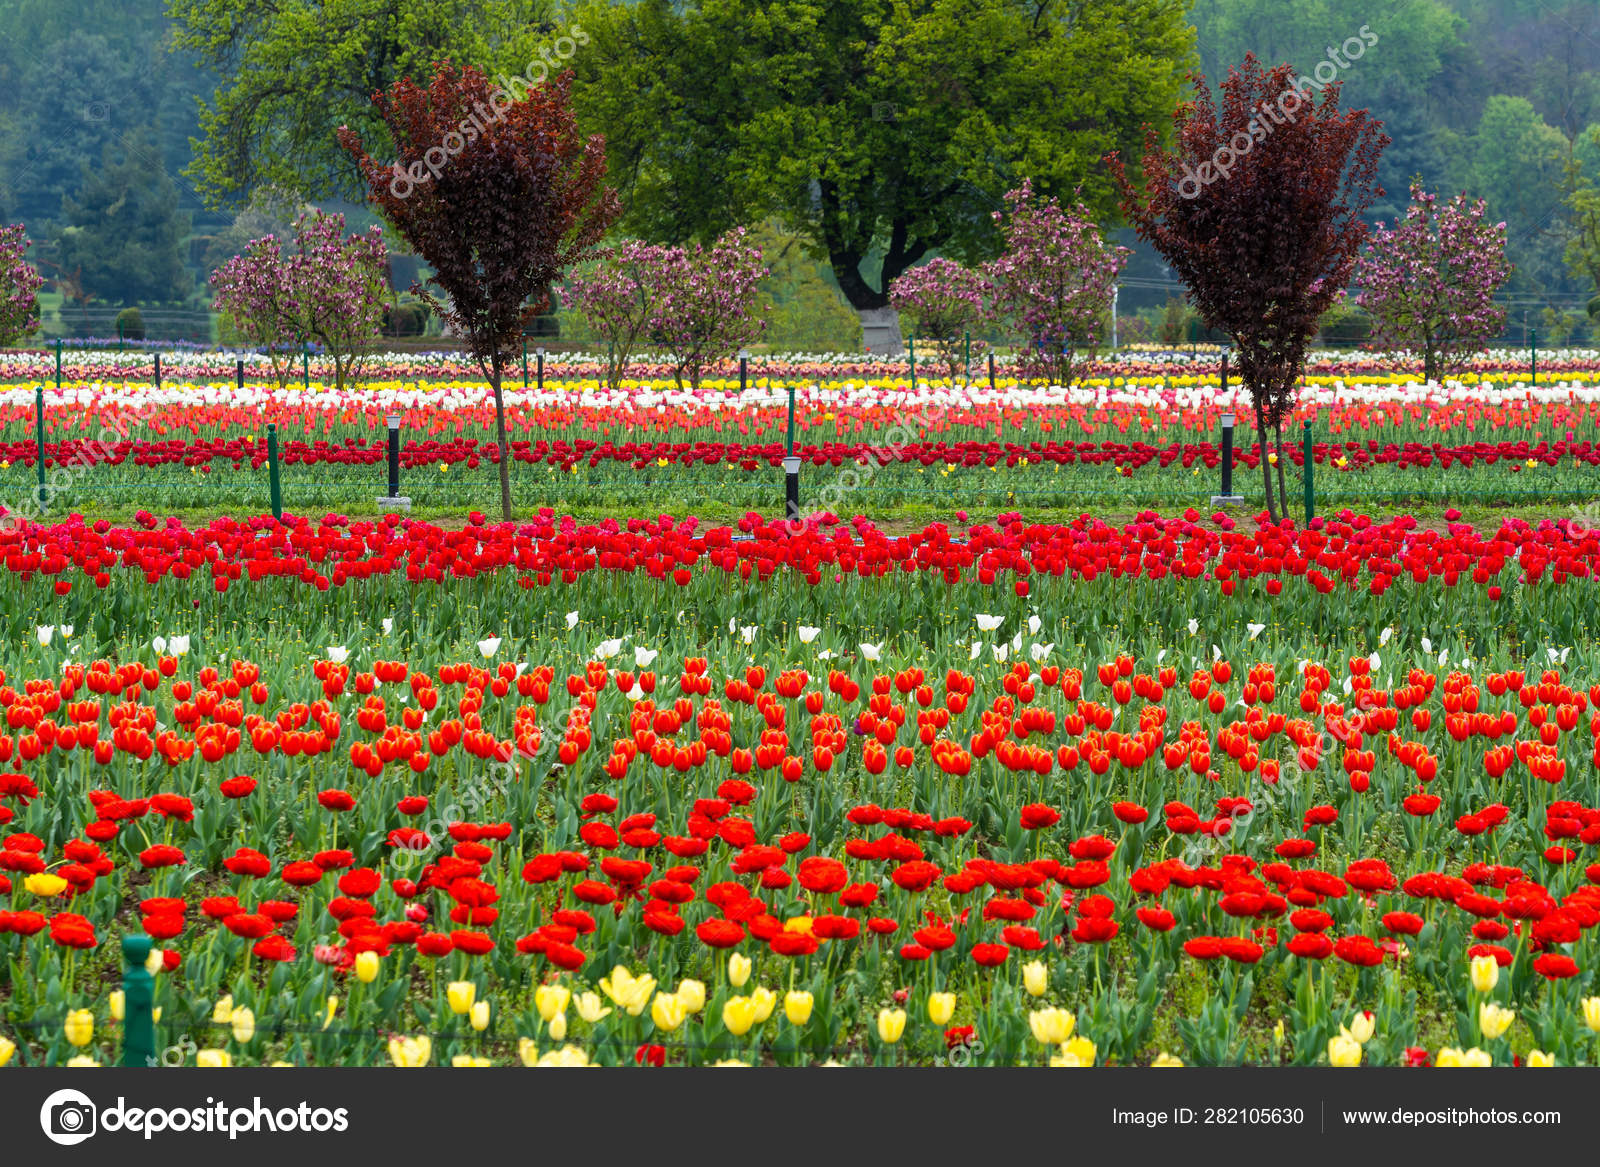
<box><xmin>40</xmin><ymin>1088</ymin><xmax>98</xmax><ymax>1146</ymax></box>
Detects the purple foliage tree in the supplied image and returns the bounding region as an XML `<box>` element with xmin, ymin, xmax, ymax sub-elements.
<box><xmin>1355</xmin><ymin>180</ymin><xmax>1512</xmax><ymax>383</ymax></box>
<box><xmin>647</xmin><ymin>228</ymin><xmax>769</xmax><ymax>391</ymax></box>
<box><xmin>985</xmin><ymin>180</ymin><xmax>1127</xmax><ymax>390</ymax></box>
<box><xmin>211</xmin><ymin>210</ymin><xmax>389</xmax><ymax>389</ymax></box>
<box><xmin>565</xmin><ymin>240</ymin><xmax>676</xmax><ymax>390</ymax></box>
<box><xmin>0</xmin><ymin>225</ymin><xmax>44</xmax><ymax>347</ymax></box>
<box><xmin>888</xmin><ymin>258</ymin><xmax>990</xmax><ymax>384</ymax></box>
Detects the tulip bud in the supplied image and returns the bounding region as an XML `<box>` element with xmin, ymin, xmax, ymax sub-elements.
<box><xmin>1022</xmin><ymin>960</ymin><xmax>1048</xmax><ymax>998</ymax></box>
<box><xmin>1582</xmin><ymin>997</ymin><xmax>1600</xmax><ymax>1033</ymax></box>
<box><xmin>0</xmin><ymin>1035</ymin><xmax>15</xmax><ymax>1067</ymax></box>
<box><xmin>722</xmin><ymin>995</ymin><xmax>757</xmax><ymax>1036</ymax></box>
<box><xmin>197</xmin><ymin>1049</ymin><xmax>232</xmax><ymax>1068</ymax></box>
<box><xmin>1347</xmin><ymin>1010</ymin><xmax>1375</xmax><ymax>1044</ymax></box>
<box><xmin>447</xmin><ymin>981</ymin><xmax>476</xmax><ymax>1015</ymax></box>
<box><xmin>749</xmin><ymin>986</ymin><xmax>776</xmax><ymax>1024</ymax></box>
<box><xmin>1027</xmin><ymin>1006</ymin><xmax>1074</xmax><ymax>1046</ymax></box>
<box><xmin>387</xmin><ymin>1034</ymin><xmax>431</xmax><ymax>1067</ymax></box>
<box><xmin>451</xmin><ymin>1054</ymin><xmax>491</xmax><ymax>1067</ymax></box>
<box><xmin>549</xmin><ymin>1012</ymin><xmax>568</xmax><ymax>1040</ymax></box>
<box><xmin>354</xmin><ymin>951</ymin><xmax>380</xmax><ymax>984</ymax></box>
<box><xmin>230</xmin><ymin>1006</ymin><xmax>256</xmax><ymax>1044</ymax></box>
<box><xmin>877</xmin><ymin>1007</ymin><xmax>907</xmax><ymax>1044</ymax></box>
<box><xmin>676</xmin><ymin>979</ymin><xmax>707</xmax><ymax>1014</ymax></box>
<box><xmin>212</xmin><ymin>995</ymin><xmax>234</xmax><ymax>1024</ymax></box>
<box><xmin>784</xmin><ymin>990</ymin><xmax>814</xmax><ymax>1026</ymax></box>
<box><xmin>470</xmin><ymin>1000</ymin><xmax>491</xmax><ymax>1032</ymax></box>
<box><xmin>535</xmin><ymin>983</ymin><xmax>571</xmax><ymax>1023</ymax></box>
<box><xmin>575</xmin><ymin>992</ymin><xmax>611</xmax><ymax>1024</ymax></box>
<box><xmin>728</xmin><ymin>953</ymin><xmax>751</xmax><ymax>988</ymax></box>
<box><xmin>1526</xmin><ymin>1049</ymin><xmax>1555</xmax><ymax>1067</ymax></box>
<box><xmin>109</xmin><ymin>990</ymin><xmax>125</xmax><ymax>1022</ymax></box>
<box><xmin>927</xmin><ymin>991</ymin><xmax>956</xmax><ymax>1025</ymax></box>
<box><xmin>1477</xmin><ymin>1000</ymin><xmax>1514</xmax><ymax>1040</ymax></box>
<box><xmin>1469</xmin><ymin>954</ymin><xmax>1499</xmax><ymax>994</ymax></box>
<box><xmin>650</xmin><ymin>991</ymin><xmax>687</xmax><ymax>1033</ymax></box>
<box><xmin>65</xmin><ymin>1056</ymin><xmax>100</xmax><ymax>1067</ymax></box>
<box><xmin>1151</xmin><ymin>1051</ymin><xmax>1184</xmax><ymax>1067</ymax></box>
<box><xmin>1063</xmin><ymin>1035</ymin><xmax>1096</xmax><ymax>1066</ymax></box>
<box><xmin>323</xmin><ymin>997</ymin><xmax>339</xmax><ymax>1030</ymax></box>
<box><xmin>1461</xmin><ymin>1047</ymin><xmax>1492</xmax><ymax>1067</ymax></box>
<box><xmin>145</xmin><ymin>948</ymin><xmax>164</xmax><ymax>977</ymax></box>
<box><xmin>64</xmin><ymin>1009</ymin><xmax>94</xmax><ymax>1048</ymax></box>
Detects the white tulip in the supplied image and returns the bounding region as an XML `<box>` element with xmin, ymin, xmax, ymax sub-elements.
<box><xmin>859</xmin><ymin>642</ymin><xmax>882</xmax><ymax>661</ymax></box>
<box><xmin>566</xmin><ymin>611</ymin><xmax>579</xmax><ymax>630</ymax></box>
<box><xmin>477</xmin><ymin>637</ymin><xmax>502</xmax><ymax>658</ymax></box>
<box><xmin>975</xmin><ymin>614</ymin><xmax>1004</xmax><ymax>632</ymax></box>
<box><xmin>634</xmin><ymin>646</ymin><xmax>659</xmax><ymax>667</ymax></box>
<box><xmin>797</xmin><ymin>626</ymin><xmax>821</xmax><ymax>644</ymax></box>
<box><xmin>36</xmin><ymin>626</ymin><xmax>52</xmax><ymax>647</ymax></box>
<box><xmin>328</xmin><ymin>646</ymin><xmax>349</xmax><ymax>664</ymax></box>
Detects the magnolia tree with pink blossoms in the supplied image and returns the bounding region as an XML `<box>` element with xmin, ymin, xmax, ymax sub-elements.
<box><xmin>986</xmin><ymin>181</ymin><xmax>1127</xmax><ymax>390</ymax></box>
<box><xmin>0</xmin><ymin>224</ymin><xmax>43</xmax><ymax>346</ymax></box>
<box><xmin>565</xmin><ymin>240</ymin><xmax>677</xmax><ymax>390</ymax></box>
<box><xmin>888</xmin><ymin>258</ymin><xmax>990</xmax><ymax>384</ymax></box>
<box><xmin>211</xmin><ymin>210</ymin><xmax>389</xmax><ymax>389</ymax></box>
<box><xmin>1356</xmin><ymin>180</ymin><xmax>1511</xmax><ymax>383</ymax></box>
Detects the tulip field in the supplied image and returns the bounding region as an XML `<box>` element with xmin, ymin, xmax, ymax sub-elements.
<box><xmin>2</xmin><ymin>350</ymin><xmax>1600</xmax><ymax>1070</ymax></box>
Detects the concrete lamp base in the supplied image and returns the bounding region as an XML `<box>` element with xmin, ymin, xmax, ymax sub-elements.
<box><xmin>1209</xmin><ymin>495</ymin><xmax>1246</xmax><ymax>506</ymax></box>
<box><xmin>376</xmin><ymin>496</ymin><xmax>413</xmax><ymax>512</ymax></box>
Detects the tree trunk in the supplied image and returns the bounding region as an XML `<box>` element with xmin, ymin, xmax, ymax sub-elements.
<box><xmin>1275</xmin><ymin>419</ymin><xmax>1290</xmax><ymax>521</ymax></box>
<box><xmin>489</xmin><ymin>354</ymin><xmax>512</xmax><ymax>523</ymax></box>
<box><xmin>1253</xmin><ymin>394</ymin><xmax>1277</xmax><ymax>521</ymax></box>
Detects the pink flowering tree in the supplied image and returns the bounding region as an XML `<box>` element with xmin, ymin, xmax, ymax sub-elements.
<box><xmin>985</xmin><ymin>180</ymin><xmax>1127</xmax><ymax>390</ymax></box>
<box><xmin>211</xmin><ymin>210</ymin><xmax>389</xmax><ymax>389</ymax></box>
<box><xmin>888</xmin><ymin>258</ymin><xmax>991</xmax><ymax>384</ymax></box>
<box><xmin>1355</xmin><ymin>181</ymin><xmax>1511</xmax><ymax>383</ymax></box>
<box><xmin>648</xmin><ymin>228</ymin><xmax>769</xmax><ymax>390</ymax></box>
<box><xmin>565</xmin><ymin>240</ymin><xmax>676</xmax><ymax>390</ymax></box>
<box><xmin>0</xmin><ymin>224</ymin><xmax>43</xmax><ymax>346</ymax></box>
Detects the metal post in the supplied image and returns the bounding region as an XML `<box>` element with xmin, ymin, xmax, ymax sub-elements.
<box><xmin>35</xmin><ymin>384</ymin><xmax>47</xmax><ymax>508</ymax></box>
<box><xmin>1212</xmin><ymin>409</ymin><xmax>1243</xmax><ymax>506</ymax></box>
<box><xmin>267</xmin><ymin>423</ymin><xmax>282</xmax><ymax>520</ymax></box>
<box><xmin>522</xmin><ymin>338</ymin><xmax>529</xmax><ymax>388</ymax></box>
<box><xmin>1111</xmin><ymin>284</ymin><xmax>1119</xmax><ymax>351</ymax></box>
<box><xmin>739</xmin><ymin>350</ymin><xmax>749</xmax><ymax>394</ymax></box>
<box><xmin>536</xmin><ymin>348</ymin><xmax>545</xmax><ymax>391</ymax></box>
<box><xmin>54</xmin><ymin>338</ymin><xmax>62</xmax><ymax>389</ymax></box>
<box><xmin>1302</xmin><ymin>419</ymin><xmax>1314</xmax><ymax>525</ymax></box>
<box><xmin>387</xmin><ymin>415</ymin><xmax>401</xmax><ymax>498</ymax></box>
<box><xmin>988</xmin><ymin>351</ymin><xmax>996</xmax><ymax>390</ymax></box>
<box><xmin>302</xmin><ymin>343</ymin><xmax>310</xmax><ymax>390</ymax></box>
<box><xmin>784</xmin><ymin>381</ymin><xmax>799</xmax><ymax>522</ymax></box>
<box><xmin>120</xmin><ymin>935</ymin><xmax>156</xmax><ymax>1068</ymax></box>
<box><xmin>154</xmin><ymin>351</ymin><xmax>161</xmax><ymax>389</ymax></box>
<box><xmin>236</xmin><ymin>358</ymin><xmax>245</xmax><ymax>392</ymax></box>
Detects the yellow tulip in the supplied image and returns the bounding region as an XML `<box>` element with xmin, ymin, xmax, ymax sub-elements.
<box><xmin>750</xmin><ymin>986</ymin><xmax>777</xmax><ymax>1024</ymax></box>
<box><xmin>1582</xmin><ymin>997</ymin><xmax>1600</xmax><ymax>1033</ymax></box>
<box><xmin>713</xmin><ymin>1058</ymin><xmax>750</xmax><ymax>1067</ymax></box>
<box><xmin>784</xmin><ymin>990</ymin><xmax>814</xmax><ymax>1026</ymax></box>
<box><xmin>517</xmin><ymin>1037</ymin><xmax>541</xmax><ymax>1066</ymax></box>
<box><xmin>65</xmin><ymin>1056</ymin><xmax>99</xmax><ymax>1067</ymax></box>
<box><xmin>470</xmin><ymin>1000</ymin><xmax>491</xmax><ymax>1032</ymax></box>
<box><xmin>1152</xmin><ymin>1052</ymin><xmax>1184</xmax><ymax>1067</ymax></box>
<box><xmin>650</xmin><ymin>991</ymin><xmax>687</xmax><ymax>1033</ymax></box>
<box><xmin>1478</xmin><ymin>1001</ymin><xmax>1514</xmax><ymax>1040</ymax></box>
<box><xmin>533</xmin><ymin>1045</ymin><xmax>594</xmax><ymax>1067</ymax></box>
<box><xmin>446</xmin><ymin>981</ymin><xmax>477</xmax><ymax>1015</ymax></box>
<box><xmin>1435</xmin><ymin>1046</ymin><xmax>1464</xmax><ymax>1067</ymax></box>
<box><xmin>451</xmin><ymin>1055</ymin><xmax>491</xmax><ymax>1067</ymax></box>
<box><xmin>549</xmin><ymin>1012</ymin><xmax>568</xmax><ymax>1040</ymax></box>
<box><xmin>64</xmin><ymin>1009</ymin><xmax>94</xmax><ymax>1047</ymax></box>
<box><xmin>1460</xmin><ymin>1047</ymin><xmax>1492</xmax><ymax>1067</ymax></box>
<box><xmin>728</xmin><ymin>953</ymin><xmax>751</xmax><ymax>987</ymax></box>
<box><xmin>1022</xmin><ymin>960</ymin><xmax>1048</xmax><ymax>998</ymax></box>
<box><xmin>877</xmin><ymin>1008</ymin><xmax>907</xmax><ymax>1044</ymax></box>
<box><xmin>1028</xmin><ymin>1007</ymin><xmax>1075</xmax><ymax>1046</ymax></box>
<box><xmin>109</xmin><ymin>990</ymin><xmax>125</xmax><ymax>1022</ymax></box>
<box><xmin>1347</xmin><ymin>1011</ymin><xmax>1375</xmax><ymax>1044</ymax></box>
<box><xmin>323</xmin><ymin>997</ymin><xmax>339</xmax><ymax>1030</ymax></box>
<box><xmin>1063</xmin><ymin>1035</ymin><xmax>1096</xmax><ymax>1065</ymax></box>
<box><xmin>269</xmin><ymin>1061</ymin><xmax>293</xmax><ymax>1067</ymax></box>
<box><xmin>1469</xmin><ymin>954</ymin><xmax>1499</xmax><ymax>994</ymax></box>
<box><xmin>784</xmin><ymin>916</ymin><xmax>814</xmax><ymax>935</ymax></box>
<box><xmin>535</xmin><ymin>983</ymin><xmax>571</xmax><ymax>1022</ymax></box>
<box><xmin>144</xmin><ymin>948</ymin><xmax>164</xmax><ymax>977</ymax></box>
<box><xmin>927</xmin><ymin>991</ymin><xmax>956</xmax><ymax>1026</ymax></box>
<box><xmin>676</xmin><ymin>980</ymin><xmax>707</xmax><ymax>1014</ymax></box>
<box><xmin>1049</xmin><ymin>1049</ymin><xmax>1087</xmax><ymax>1067</ymax></box>
<box><xmin>230</xmin><ymin>1007</ymin><xmax>255</xmax><ymax>1044</ymax></box>
<box><xmin>599</xmin><ymin>966</ymin><xmax>656</xmax><ymax>1016</ymax></box>
<box><xmin>24</xmin><ymin>872</ymin><xmax>68</xmax><ymax>897</ymax></box>
<box><xmin>1328</xmin><ymin>1032</ymin><xmax>1363</xmax><ymax>1067</ymax></box>
<box><xmin>212</xmin><ymin>995</ymin><xmax>234</xmax><ymax>1024</ymax></box>
<box><xmin>574</xmin><ymin>992</ymin><xmax>611</xmax><ymax>1024</ymax></box>
<box><xmin>387</xmin><ymin>1035</ymin><xmax>432</xmax><ymax>1067</ymax></box>
<box><xmin>722</xmin><ymin>995</ymin><xmax>757</xmax><ymax>1036</ymax></box>
<box><xmin>1526</xmin><ymin>1049</ymin><xmax>1555</xmax><ymax>1067</ymax></box>
<box><xmin>197</xmin><ymin>1049</ymin><xmax>232</xmax><ymax>1068</ymax></box>
<box><xmin>354</xmin><ymin>951</ymin><xmax>380</xmax><ymax>984</ymax></box>
<box><xmin>0</xmin><ymin>1035</ymin><xmax>15</xmax><ymax>1066</ymax></box>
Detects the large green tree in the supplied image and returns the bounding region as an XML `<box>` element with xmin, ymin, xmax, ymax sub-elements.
<box><xmin>567</xmin><ymin>0</ymin><xmax>1193</xmax><ymax>322</ymax></box>
<box><xmin>167</xmin><ymin>0</ymin><xmax>560</xmax><ymax>207</ymax></box>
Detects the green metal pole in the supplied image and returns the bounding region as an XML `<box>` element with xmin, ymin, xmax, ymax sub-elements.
<box><xmin>786</xmin><ymin>382</ymin><xmax>796</xmax><ymax>456</ymax></box>
<box><xmin>1302</xmin><ymin>419</ymin><xmax>1314</xmax><ymax>526</ymax></box>
<box><xmin>964</xmin><ymin>331</ymin><xmax>970</xmax><ymax>384</ymax></box>
<box><xmin>35</xmin><ymin>384</ymin><xmax>47</xmax><ymax>508</ymax></box>
<box><xmin>908</xmin><ymin>336</ymin><xmax>916</xmax><ymax>392</ymax></box>
<box><xmin>267</xmin><ymin>423</ymin><xmax>282</xmax><ymax>520</ymax></box>
<box><xmin>120</xmin><ymin>934</ymin><xmax>156</xmax><ymax>1067</ymax></box>
<box><xmin>55</xmin><ymin>338</ymin><xmax>62</xmax><ymax>389</ymax></box>
<box><xmin>302</xmin><ymin>342</ymin><xmax>310</xmax><ymax>390</ymax></box>
<box><xmin>522</xmin><ymin>338</ymin><xmax>529</xmax><ymax>388</ymax></box>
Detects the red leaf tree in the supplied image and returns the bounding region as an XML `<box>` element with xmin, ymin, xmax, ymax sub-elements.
<box><xmin>338</xmin><ymin>65</ymin><xmax>619</xmax><ymax>521</ymax></box>
<box><xmin>1108</xmin><ymin>56</ymin><xmax>1388</xmax><ymax>520</ymax></box>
